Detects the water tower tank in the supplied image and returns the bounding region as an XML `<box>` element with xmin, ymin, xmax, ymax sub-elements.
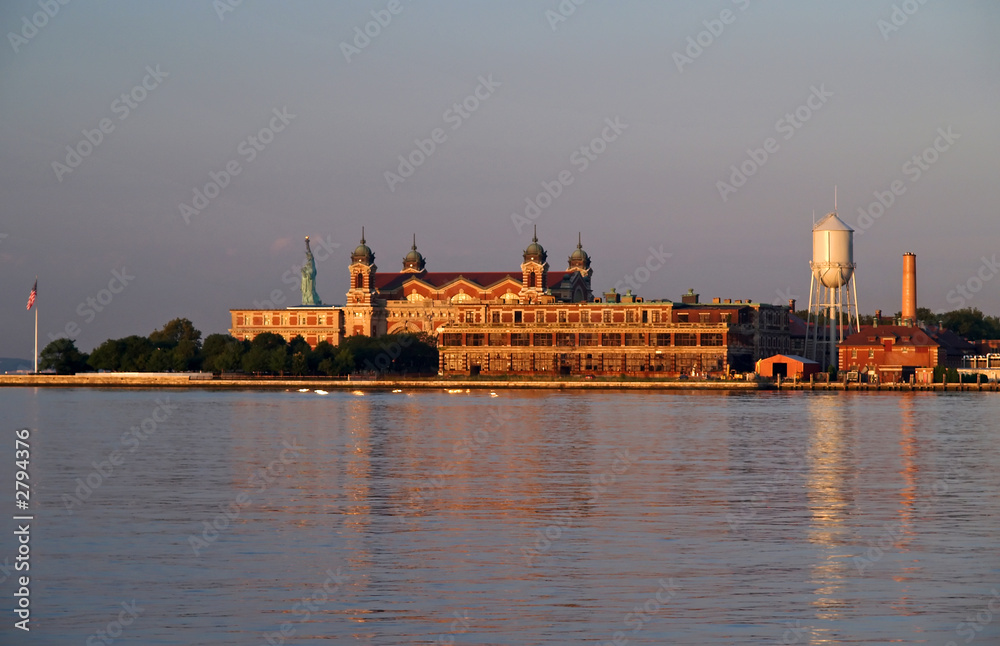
<box><xmin>812</xmin><ymin>211</ymin><xmax>854</xmax><ymax>288</ymax></box>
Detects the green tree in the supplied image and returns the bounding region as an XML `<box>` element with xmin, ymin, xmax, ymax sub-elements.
<box><xmin>291</xmin><ymin>352</ymin><xmax>308</xmax><ymax>376</ymax></box>
<box><xmin>201</xmin><ymin>334</ymin><xmax>245</xmax><ymax>372</ymax></box>
<box><xmin>38</xmin><ymin>338</ymin><xmax>90</xmax><ymax>374</ymax></box>
<box><xmin>940</xmin><ymin>308</ymin><xmax>1000</xmax><ymax>341</ymax></box>
<box><xmin>150</xmin><ymin>318</ymin><xmax>202</xmax><ymax>348</ymax></box>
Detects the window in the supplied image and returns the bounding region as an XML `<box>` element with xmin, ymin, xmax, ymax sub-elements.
<box><xmin>868</xmin><ymin>349</ymin><xmax>875</xmax><ymax>359</ymax></box>
<box><xmin>556</xmin><ymin>333</ymin><xmax>575</xmax><ymax>347</ymax></box>
<box><xmin>626</xmin><ymin>310</ymin><xmax>635</xmax><ymax>323</ymax></box>
<box><xmin>558</xmin><ymin>310</ymin><xmax>567</xmax><ymax>323</ymax></box>
<box><xmin>626</xmin><ymin>355</ymin><xmax>647</xmax><ymax>372</ymax></box>
<box><xmin>354</xmin><ymin>274</ymin><xmax>363</xmax><ymax>289</ymax></box>
<box><xmin>532</xmin><ymin>333</ymin><xmax>553</xmax><ymax>346</ymax></box>
<box><xmin>677</xmin><ymin>313</ymin><xmax>689</xmax><ymax>323</ymax></box>
<box><xmin>489</xmin><ymin>333</ymin><xmax>506</xmax><ymax>346</ymax></box>
<box><xmin>653</xmin><ymin>333</ymin><xmax>671</xmax><ymax>346</ymax></box>
<box><xmin>467</xmin><ymin>334</ymin><xmax>485</xmax><ymax>347</ymax></box>
<box><xmin>651</xmin><ymin>310</ymin><xmax>660</xmax><ymax>324</ymax></box>
<box><xmin>851</xmin><ymin>349</ymin><xmax>857</xmax><ymax>359</ymax></box>
<box><xmin>578</xmin><ymin>333</ymin><xmax>598</xmax><ymax>347</ymax></box>
<box><xmin>514</xmin><ymin>311</ymin><xmax>523</xmax><ymax>323</ymax></box>
<box><xmin>603</xmin><ymin>310</ymin><xmax>612</xmax><ymax>323</ymax></box>
<box><xmin>699</xmin><ymin>313</ymin><xmax>711</xmax><ymax>324</ymax></box>
<box><xmin>624</xmin><ymin>333</ymin><xmax>645</xmax><ymax>346</ymax></box>
<box><xmin>511</xmin><ymin>353</ymin><xmax>531</xmax><ymax>371</ymax></box>
<box><xmin>442</xmin><ymin>333</ymin><xmax>463</xmax><ymax>346</ymax></box>
<box><xmin>642</xmin><ymin>310</ymin><xmax>648</xmax><ymax>323</ymax></box>
<box><xmin>721</xmin><ymin>313</ymin><xmax>731</xmax><ymax>324</ymax></box>
<box><xmin>511</xmin><ymin>333</ymin><xmax>530</xmax><ymax>347</ymax></box>
<box><xmin>491</xmin><ymin>311</ymin><xmax>500</xmax><ymax>324</ymax></box>
<box><xmin>675</xmin><ymin>333</ymin><xmax>697</xmax><ymax>346</ymax></box>
<box><xmin>602</xmin><ymin>333</ymin><xmax>622</xmax><ymax>347</ymax></box>
<box><xmin>700</xmin><ymin>333</ymin><xmax>724</xmax><ymax>347</ymax></box>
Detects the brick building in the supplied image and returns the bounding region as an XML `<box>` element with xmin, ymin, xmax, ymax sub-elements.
<box><xmin>230</xmin><ymin>231</ymin><xmax>791</xmax><ymax>376</ymax></box>
<box><xmin>838</xmin><ymin>325</ymin><xmax>941</xmax><ymax>383</ymax></box>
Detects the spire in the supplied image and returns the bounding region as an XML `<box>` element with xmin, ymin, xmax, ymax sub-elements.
<box><xmin>577</xmin><ymin>231</ymin><xmax>582</xmax><ymax>249</ymax></box>
<box><xmin>402</xmin><ymin>233</ymin><xmax>425</xmax><ymax>272</ymax></box>
<box><xmin>533</xmin><ymin>224</ymin><xmax>538</xmax><ymax>243</ymax></box>
<box><xmin>361</xmin><ymin>226</ymin><xmax>366</xmax><ymax>245</ymax></box>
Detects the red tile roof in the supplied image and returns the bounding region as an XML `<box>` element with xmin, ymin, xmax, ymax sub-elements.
<box><xmin>373</xmin><ymin>271</ymin><xmax>575</xmax><ymax>292</ymax></box>
<box><xmin>840</xmin><ymin>325</ymin><xmax>938</xmax><ymax>347</ymax></box>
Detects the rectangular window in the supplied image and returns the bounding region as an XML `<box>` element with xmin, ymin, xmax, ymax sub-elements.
<box><xmin>514</xmin><ymin>311</ymin><xmax>523</xmax><ymax>323</ymax></box>
<box><xmin>869</xmin><ymin>349</ymin><xmax>875</xmax><ymax>359</ymax></box>
<box><xmin>578</xmin><ymin>333</ymin><xmax>598</xmax><ymax>347</ymax></box>
<box><xmin>511</xmin><ymin>333</ymin><xmax>530</xmax><ymax>347</ymax></box>
<box><xmin>624</xmin><ymin>333</ymin><xmax>645</xmax><ymax>346</ymax></box>
<box><xmin>642</xmin><ymin>310</ymin><xmax>648</xmax><ymax>324</ymax></box>
<box><xmin>511</xmin><ymin>353</ymin><xmax>532</xmax><ymax>371</ymax></box>
<box><xmin>651</xmin><ymin>311</ymin><xmax>660</xmax><ymax>324</ymax></box>
<box><xmin>675</xmin><ymin>333</ymin><xmax>697</xmax><ymax>346</ymax></box>
<box><xmin>467</xmin><ymin>333</ymin><xmax>485</xmax><ymax>347</ymax></box>
<box><xmin>558</xmin><ymin>310</ymin><xmax>567</xmax><ymax>323</ymax></box>
<box><xmin>653</xmin><ymin>333</ymin><xmax>671</xmax><ymax>346</ymax></box>
<box><xmin>699</xmin><ymin>313</ymin><xmax>711</xmax><ymax>324</ymax></box>
<box><xmin>721</xmin><ymin>313</ymin><xmax>731</xmax><ymax>324</ymax></box>
<box><xmin>602</xmin><ymin>333</ymin><xmax>622</xmax><ymax>347</ymax></box>
<box><xmin>491</xmin><ymin>311</ymin><xmax>500</xmax><ymax>324</ymax></box>
<box><xmin>442</xmin><ymin>333</ymin><xmax>463</xmax><ymax>347</ymax></box>
<box><xmin>556</xmin><ymin>332</ymin><xmax>575</xmax><ymax>347</ymax></box>
<box><xmin>677</xmin><ymin>313</ymin><xmax>689</xmax><ymax>323</ymax></box>
<box><xmin>700</xmin><ymin>333</ymin><xmax>724</xmax><ymax>347</ymax></box>
<box><xmin>603</xmin><ymin>310</ymin><xmax>612</xmax><ymax>323</ymax></box>
<box><xmin>488</xmin><ymin>333</ymin><xmax>506</xmax><ymax>346</ymax></box>
<box><xmin>532</xmin><ymin>333</ymin><xmax>553</xmax><ymax>346</ymax></box>
<box><xmin>851</xmin><ymin>349</ymin><xmax>858</xmax><ymax>359</ymax></box>
<box><xmin>626</xmin><ymin>310</ymin><xmax>635</xmax><ymax>323</ymax></box>
<box><xmin>626</xmin><ymin>355</ymin><xmax>647</xmax><ymax>372</ymax></box>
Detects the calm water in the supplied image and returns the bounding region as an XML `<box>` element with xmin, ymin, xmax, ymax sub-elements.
<box><xmin>1</xmin><ymin>388</ymin><xmax>999</xmax><ymax>645</ymax></box>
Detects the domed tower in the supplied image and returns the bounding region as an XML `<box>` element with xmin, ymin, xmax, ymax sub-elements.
<box><xmin>401</xmin><ymin>234</ymin><xmax>426</xmax><ymax>273</ymax></box>
<box><xmin>521</xmin><ymin>226</ymin><xmax>549</xmax><ymax>300</ymax></box>
<box><xmin>347</xmin><ymin>227</ymin><xmax>377</xmax><ymax>305</ymax></box>
<box><xmin>567</xmin><ymin>232</ymin><xmax>593</xmax><ymax>288</ymax></box>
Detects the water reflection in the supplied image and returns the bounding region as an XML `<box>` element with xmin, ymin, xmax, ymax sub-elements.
<box><xmin>4</xmin><ymin>389</ymin><xmax>999</xmax><ymax>645</ymax></box>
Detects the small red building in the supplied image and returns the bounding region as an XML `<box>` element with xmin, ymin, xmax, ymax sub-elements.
<box><xmin>756</xmin><ymin>354</ymin><xmax>820</xmax><ymax>379</ymax></box>
<box><xmin>838</xmin><ymin>325</ymin><xmax>941</xmax><ymax>383</ymax></box>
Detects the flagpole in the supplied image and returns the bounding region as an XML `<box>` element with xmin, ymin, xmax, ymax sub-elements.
<box><xmin>34</xmin><ymin>306</ymin><xmax>38</xmax><ymax>374</ymax></box>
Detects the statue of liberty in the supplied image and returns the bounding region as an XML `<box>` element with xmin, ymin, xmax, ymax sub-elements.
<box><xmin>301</xmin><ymin>236</ymin><xmax>322</xmax><ymax>306</ymax></box>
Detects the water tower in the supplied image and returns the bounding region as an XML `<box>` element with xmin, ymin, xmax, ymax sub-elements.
<box><xmin>805</xmin><ymin>211</ymin><xmax>860</xmax><ymax>370</ymax></box>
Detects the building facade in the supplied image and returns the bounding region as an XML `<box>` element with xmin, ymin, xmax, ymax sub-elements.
<box><xmin>838</xmin><ymin>325</ymin><xmax>941</xmax><ymax>383</ymax></box>
<box><xmin>229</xmin><ymin>232</ymin><xmax>791</xmax><ymax>376</ymax></box>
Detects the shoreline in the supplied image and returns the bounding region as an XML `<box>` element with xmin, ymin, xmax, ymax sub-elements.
<box><xmin>1</xmin><ymin>374</ymin><xmax>996</xmax><ymax>392</ymax></box>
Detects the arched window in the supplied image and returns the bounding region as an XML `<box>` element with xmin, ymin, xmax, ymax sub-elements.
<box><xmin>354</xmin><ymin>273</ymin><xmax>363</xmax><ymax>289</ymax></box>
<box><xmin>527</xmin><ymin>271</ymin><xmax>536</xmax><ymax>287</ymax></box>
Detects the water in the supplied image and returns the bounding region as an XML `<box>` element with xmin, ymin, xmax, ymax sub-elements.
<box><xmin>1</xmin><ymin>388</ymin><xmax>999</xmax><ymax>645</ymax></box>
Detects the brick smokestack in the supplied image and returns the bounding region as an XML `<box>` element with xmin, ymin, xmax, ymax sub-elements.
<box><xmin>902</xmin><ymin>253</ymin><xmax>917</xmax><ymax>326</ymax></box>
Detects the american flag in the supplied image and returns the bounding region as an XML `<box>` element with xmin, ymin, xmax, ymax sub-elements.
<box><xmin>26</xmin><ymin>279</ymin><xmax>36</xmax><ymax>310</ymax></box>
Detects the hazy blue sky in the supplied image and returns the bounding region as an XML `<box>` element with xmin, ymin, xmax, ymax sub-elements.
<box><xmin>2</xmin><ymin>0</ymin><xmax>998</xmax><ymax>357</ymax></box>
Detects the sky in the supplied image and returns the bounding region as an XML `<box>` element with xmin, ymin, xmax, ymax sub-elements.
<box><xmin>1</xmin><ymin>0</ymin><xmax>998</xmax><ymax>358</ymax></box>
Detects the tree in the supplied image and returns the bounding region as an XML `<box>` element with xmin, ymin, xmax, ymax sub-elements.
<box><xmin>150</xmin><ymin>318</ymin><xmax>202</xmax><ymax>348</ymax></box>
<box><xmin>290</xmin><ymin>352</ymin><xmax>308</xmax><ymax>376</ymax></box>
<box><xmin>88</xmin><ymin>336</ymin><xmax>154</xmax><ymax>371</ymax></box>
<box><xmin>940</xmin><ymin>308</ymin><xmax>1000</xmax><ymax>341</ymax></box>
<box><xmin>201</xmin><ymin>334</ymin><xmax>245</xmax><ymax>373</ymax></box>
<box><xmin>38</xmin><ymin>339</ymin><xmax>90</xmax><ymax>374</ymax></box>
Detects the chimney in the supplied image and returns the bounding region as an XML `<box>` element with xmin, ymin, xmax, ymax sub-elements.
<box><xmin>681</xmin><ymin>289</ymin><xmax>699</xmax><ymax>304</ymax></box>
<box><xmin>875</xmin><ymin>309</ymin><xmax>882</xmax><ymax>327</ymax></box>
<box><xmin>902</xmin><ymin>253</ymin><xmax>917</xmax><ymax>326</ymax></box>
